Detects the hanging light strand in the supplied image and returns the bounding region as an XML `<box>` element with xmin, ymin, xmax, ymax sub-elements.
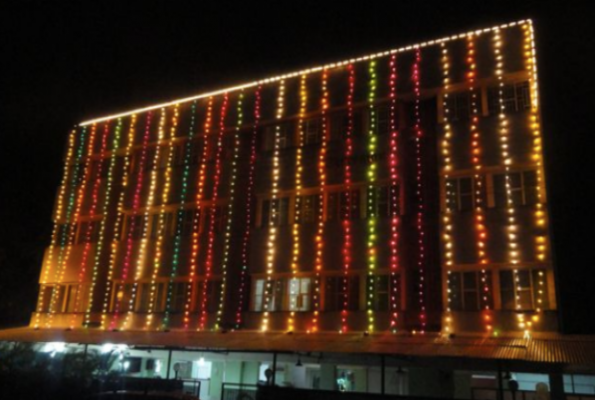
<box><xmin>235</xmin><ymin>87</ymin><xmax>262</xmax><ymax>329</ymax></box>
<box><xmin>70</xmin><ymin>120</ymin><xmax>115</xmax><ymax>329</ymax></box>
<box><xmin>262</xmin><ymin>81</ymin><xmax>285</xmax><ymax>332</ymax></box>
<box><xmin>340</xmin><ymin>65</ymin><xmax>355</xmax><ymax>334</ymax></box>
<box><xmin>47</xmin><ymin>123</ymin><xmax>98</xmax><ymax>328</ymax></box>
<box><xmin>120</xmin><ymin>108</ymin><xmax>168</xmax><ymax>330</ymax></box>
<box><xmin>34</xmin><ymin>128</ymin><xmax>79</xmax><ymax>329</ymax></box>
<box><xmin>366</xmin><ymin>60</ymin><xmax>379</xmax><ymax>333</ymax></box>
<box><xmin>142</xmin><ymin>105</ymin><xmax>179</xmax><ymax>330</ymax></box>
<box><xmin>309</xmin><ymin>69</ymin><xmax>329</xmax><ymax>334</ymax></box>
<box><xmin>107</xmin><ymin>111</ymin><xmax>155</xmax><ymax>330</ymax></box>
<box><xmin>184</xmin><ymin>97</ymin><xmax>214</xmax><ymax>329</ymax></box>
<box><xmin>388</xmin><ymin>55</ymin><xmax>401</xmax><ymax>333</ymax></box>
<box><xmin>199</xmin><ymin>94</ymin><xmax>230</xmax><ymax>331</ymax></box>
<box><xmin>166</xmin><ymin>101</ymin><xmax>199</xmax><ymax>329</ymax></box>
<box><xmin>494</xmin><ymin>30</ymin><xmax>526</xmax><ymax>336</ymax></box>
<box><xmin>288</xmin><ymin>76</ymin><xmax>307</xmax><ymax>333</ymax></box>
<box><xmin>85</xmin><ymin>117</ymin><xmax>128</xmax><ymax>327</ymax></box>
<box><xmin>440</xmin><ymin>43</ymin><xmax>455</xmax><ymax>335</ymax></box>
<box><xmin>216</xmin><ymin>92</ymin><xmax>244</xmax><ymax>330</ymax></box>
<box><xmin>523</xmin><ymin>22</ymin><xmax>547</xmax><ymax>315</ymax></box>
<box><xmin>466</xmin><ymin>37</ymin><xmax>492</xmax><ymax>333</ymax></box>
<box><xmin>413</xmin><ymin>48</ymin><xmax>427</xmax><ymax>334</ymax></box>
<box><xmin>100</xmin><ymin>115</ymin><xmax>139</xmax><ymax>329</ymax></box>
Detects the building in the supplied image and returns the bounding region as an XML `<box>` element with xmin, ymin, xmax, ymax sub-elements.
<box><xmin>2</xmin><ymin>19</ymin><xmax>595</xmax><ymax>400</ymax></box>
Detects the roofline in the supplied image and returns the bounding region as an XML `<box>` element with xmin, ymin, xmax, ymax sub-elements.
<box><xmin>79</xmin><ymin>19</ymin><xmax>532</xmax><ymax>127</ymax></box>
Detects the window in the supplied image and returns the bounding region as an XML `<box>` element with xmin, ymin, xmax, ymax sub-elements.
<box><xmin>58</xmin><ymin>223</ymin><xmax>76</xmax><ymax>246</ymax></box>
<box><xmin>448</xmin><ymin>271</ymin><xmax>493</xmax><ymax>311</ymax></box>
<box><xmin>252</xmin><ymin>279</ymin><xmax>285</xmax><ymax>312</ymax></box>
<box><xmin>446</xmin><ymin>177</ymin><xmax>485</xmax><ymax>212</ymax></box>
<box><xmin>445</xmin><ymin>90</ymin><xmax>481</xmax><ymax>122</ymax></box>
<box><xmin>368</xmin><ymin>185</ymin><xmax>400</xmax><ymax>218</ymax></box>
<box><xmin>136</xmin><ymin>283</ymin><xmax>151</xmax><ymax>312</ymax></box>
<box><xmin>330</xmin><ymin>112</ymin><xmax>348</xmax><ymax>140</ymax></box>
<box><xmin>64</xmin><ymin>285</ymin><xmax>79</xmax><ymax>312</ymax></box>
<box><xmin>304</xmin><ymin>118</ymin><xmax>322</xmax><ymax>145</ymax></box>
<box><xmin>150</xmin><ymin>212</ymin><xmax>175</xmax><ymax>239</ymax></box>
<box><xmin>500</xmin><ymin>269</ymin><xmax>548</xmax><ymax>311</ymax></box>
<box><xmin>288</xmin><ymin>278</ymin><xmax>312</xmax><ymax>312</ymax></box>
<box><xmin>76</xmin><ymin>221</ymin><xmax>100</xmax><ymax>244</ymax></box>
<box><xmin>493</xmin><ymin>170</ymin><xmax>539</xmax><ymax>208</ymax></box>
<box><xmin>324</xmin><ymin>276</ymin><xmax>360</xmax><ymax>312</ymax></box>
<box><xmin>375</xmin><ymin>105</ymin><xmax>391</xmax><ymax>135</ymax></box>
<box><xmin>278</xmin><ymin>122</ymin><xmax>293</xmax><ymax>149</ymax></box>
<box><xmin>261</xmin><ymin>126</ymin><xmax>276</xmax><ymax>152</ymax></box>
<box><xmin>368</xmin><ymin>275</ymin><xmax>391</xmax><ymax>312</ymax></box>
<box><xmin>488</xmin><ymin>81</ymin><xmax>531</xmax><ymax>115</ymax></box>
<box><xmin>296</xmin><ymin>194</ymin><xmax>320</xmax><ymax>224</ymax></box>
<box><xmin>170</xmin><ymin>282</ymin><xmax>190</xmax><ymax>313</ymax></box>
<box><xmin>189</xmin><ymin>140</ymin><xmax>202</xmax><ymax>165</ymax></box>
<box><xmin>112</xmin><ymin>283</ymin><xmax>134</xmax><ymax>312</ymax></box>
<box><xmin>125</xmin><ymin>215</ymin><xmax>145</xmax><ymax>240</ymax></box>
<box><xmin>261</xmin><ymin>197</ymin><xmax>290</xmax><ymax>227</ymax></box>
<box><xmin>179</xmin><ymin>208</ymin><xmax>198</xmax><ymax>238</ymax></box>
<box><xmin>327</xmin><ymin>189</ymin><xmax>361</xmax><ymax>221</ymax></box>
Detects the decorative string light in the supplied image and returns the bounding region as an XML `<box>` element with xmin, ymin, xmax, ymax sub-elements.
<box><xmin>79</xmin><ymin>21</ymin><xmax>530</xmax><ymax>127</ymax></box>
<box><xmin>144</xmin><ymin>105</ymin><xmax>179</xmax><ymax>331</ymax></box>
<box><xmin>413</xmin><ymin>48</ymin><xmax>427</xmax><ymax>334</ymax></box>
<box><xmin>309</xmin><ymin>70</ymin><xmax>329</xmax><ymax>334</ymax></box>
<box><xmin>440</xmin><ymin>43</ymin><xmax>455</xmax><ymax>335</ymax></box>
<box><xmin>85</xmin><ymin>117</ymin><xmax>129</xmax><ymax>327</ymax></box>
<box><xmin>105</xmin><ymin>111</ymin><xmax>153</xmax><ymax>330</ymax></box>
<box><xmin>388</xmin><ymin>55</ymin><xmax>400</xmax><ymax>333</ymax></box>
<box><xmin>34</xmin><ymin>128</ymin><xmax>79</xmax><ymax>329</ymax></box>
<box><xmin>216</xmin><ymin>92</ymin><xmax>244</xmax><ymax>329</ymax></box>
<box><xmin>366</xmin><ymin>60</ymin><xmax>378</xmax><ymax>333</ymax></box>
<box><xmin>184</xmin><ymin>97</ymin><xmax>214</xmax><ymax>329</ymax></box>
<box><xmin>235</xmin><ymin>87</ymin><xmax>262</xmax><ymax>329</ymax></box>
<box><xmin>523</xmin><ymin>22</ymin><xmax>547</xmax><ymax>316</ymax></box>
<box><xmin>262</xmin><ymin>81</ymin><xmax>285</xmax><ymax>332</ymax></box>
<box><xmin>47</xmin><ymin>123</ymin><xmax>98</xmax><ymax>328</ymax></box>
<box><xmin>99</xmin><ymin>115</ymin><xmax>138</xmax><ymax>329</ymax></box>
<box><xmin>198</xmin><ymin>94</ymin><xmax>229</xmax><ymax>331</ymax></box>
<box><xmin>120</xmin><ymin>108</ymin><xmax>168</xmax><ymax>330</ymax></box>
<box><xmin>466</xmin><ymin>36</ymin><xmax>492</xmax><ymax>333</ymax></box>
<box><xmin>340</xmin><ymin>65</ymin><xmax>355</xmax><ymax>334</ymax></box>
<box><xmin>288</xmin><ymin>76</ymin><xmax>307</xmax><ymax>333</ymax></box>
<box><xmin>494</xmin><ymin>30</ymin><xmax>525</xmax><ymax>335</ymax></box>
<box><xmin>166</xmin><ymin>101</ymin><xmax>198</xmax><ymax>329</ymax></box>
<box><xmin>69</xmin><ymin>120</ymin><xmax>114</xmax><ymax>329</ymax></box>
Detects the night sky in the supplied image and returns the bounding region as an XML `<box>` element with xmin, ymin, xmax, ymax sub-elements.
<box><xmin>1</xmin><ymin>2</ymin><xmax>593</xmax><ymax>333</ymax></box>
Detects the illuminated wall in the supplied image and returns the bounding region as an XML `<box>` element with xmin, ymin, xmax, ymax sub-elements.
<box><xmin>33</xmin><ymin>20</ymin><xmax>556</xmax><ymax>335</ymax></box>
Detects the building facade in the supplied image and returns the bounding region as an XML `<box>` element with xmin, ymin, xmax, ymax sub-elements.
<box><xmin>32</xmin><ymin>19</ymin><xmax>556</xmax><ymax>338</ymax></box>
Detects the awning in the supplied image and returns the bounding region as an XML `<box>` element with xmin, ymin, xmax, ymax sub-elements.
<box><xmin>2</xmin><ymin>327</ymin><xmax>595</xmax><ymax>367</ymax></box>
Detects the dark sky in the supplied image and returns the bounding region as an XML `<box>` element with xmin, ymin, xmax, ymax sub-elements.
<box><xmin>1</xmin><ymin>1</ymin><xmax>593</xmax><ymax>332</ymax></box>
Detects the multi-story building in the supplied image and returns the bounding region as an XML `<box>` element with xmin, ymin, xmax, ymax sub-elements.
<box><xmin>2</xmin><ymin>19</ymin><xmax>594</xmax><ymax>400</ymax></box>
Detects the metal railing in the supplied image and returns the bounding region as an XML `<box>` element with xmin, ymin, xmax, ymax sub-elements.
<box><xmin>221</xmin><ymin>383</ymin><xmax>258</xmax><ymax>400</ymax></box>
<box><xmin>472</xmin><ymin>387</ymin><xmax>595</xmax><ymax>400</ymax></box>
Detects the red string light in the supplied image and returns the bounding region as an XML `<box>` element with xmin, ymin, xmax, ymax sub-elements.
<box><xmin>199</xmin><ymin>94</ymin><xmax>229</xmax><ymax>331</ymax></box>
<box><xmin>413</xmin><ymin>49</ymin><xmax>426</xmax><ymax>334</ymax></box>
<box><xmin>389</xmin><ymin>55</ymin><xmax>400</xmax><ymax>332</ymax></box>
<box><xmin>235</xmin><ymin>87</ymin><xmax>262</xmax><ymax>329</ymax></box>
<box><xmin>108</xmin><ymin>112</ymin><xmax>153</xmax><ymax>330</ymax></box>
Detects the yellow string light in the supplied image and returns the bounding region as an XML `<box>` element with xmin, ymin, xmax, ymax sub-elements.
<box><xmin>101</xmin><ymin>114</ymin><xmax>141</xmax><ymax>330</ymax></box>
<box><xmin>440</xmin><ymin>43</ymin><xmax>455</xmax><ymax>335</ymax></box>
<box><xmin>34</xmin><ymin>128</ymin><xmax>78</xmax><ymax>329</ymax></box>
<box><xmin>262</xmin><ymin>80</ymin><xmax>285</xmax><ymax>332</ymax></box>
<box><xmin>288</xmin><ymin>76</ymin><xmax>307</xmax><ymax>333</ymax></box>
<box><xmin>47</xmin><ymin>123</ymin><xmax>98</xmax><ymax>328</ymax></box>
<box><xmin>215</xmin><ymin>92</ymin><xmax>244</xmax><ymax>330</ymax></box>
